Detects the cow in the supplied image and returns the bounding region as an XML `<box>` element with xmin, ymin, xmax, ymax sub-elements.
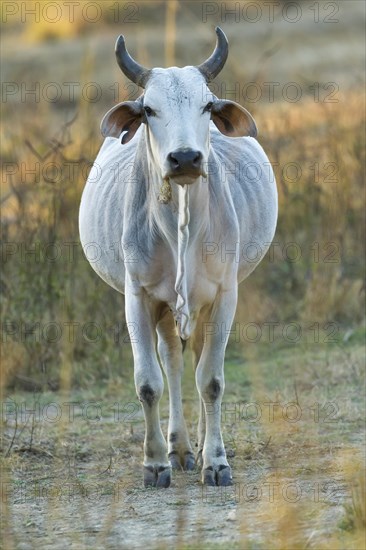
<box><xmin>79</xmin><ymin>27</ymin><xmax>278</xmax><ymax>488</ymax></box>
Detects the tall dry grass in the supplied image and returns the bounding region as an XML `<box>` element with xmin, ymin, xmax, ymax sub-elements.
<box><xmin>1</xmin><ymin>90</ymin><xmax>364</xmax><ymax>391</ymax></box>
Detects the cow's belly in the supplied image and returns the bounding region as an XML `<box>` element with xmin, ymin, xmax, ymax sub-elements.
<box><xmin>236</xmin><ymin>180</ymin><xmax>278</xmax><ymax>282</ymax></box>
<box><xmin>141</xmin><ymin>269</ymin><xmax>220</xmax><ymax>337</ymax></box>
<box><xmin>144</xmin><ymin>272</ymin><xmax>219</xmax><ymax>310</ymax></box>
<box><xmin>78</xmin><ymin>220</ymin><xmax>126</xmax><ymax>294</ymax></box>
<box><xmin>237</xmin><ymin>218</ymin><xmax>277</xmax><ymax>282</ymax></box>
<box><xmin>79</xmin><ymin>146</ymin><xmax>127</xmax><ymax>294</ymax></box>
<box><xmin>210</xmin><ymin>131</ymin><xmax>278</xmax><ymax>283</ymax></box>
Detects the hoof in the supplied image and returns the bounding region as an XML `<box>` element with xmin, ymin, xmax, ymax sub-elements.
<box><xmin>168</xmin><ymin>451</ymin><xmax>196</xmax><ymax>471</ymax></box>
<box><xmin>143</xmin><ymin>464</ymin><xmax>172</xmax><ymax>488</ymax></box>
<box><xmin>202</xmin><ymin>465</ymin><xmax>233</xmax><ymax>486</ymax></box>
<box><xmin>217</xmin><ymin>465</ymin><xmax>233</xmax><ymax>486</ymax></box>
<box><xmin>168</xmin><ymin>452</ymin><xmax>183</xmax><ymax>471</ymax></box>
<box><xmin>203</xmin><ymin>466</ymin><xmax>216</xmax><ymax>486</ymax></box>
<box><xmin>183</xmin><ymin>452</ymin><xmax>196</xmax><ymax>471</ymax></box>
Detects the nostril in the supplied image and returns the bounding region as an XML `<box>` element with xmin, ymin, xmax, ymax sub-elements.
<box><xmin>168</xmin><ymin>153</ymin><xmax>180</xmax><ymax>169</ymax></box>
<box><xmin>192</xmin><ymin>152</ymin><xmax>202</xmax><ymax>166</ymax></box>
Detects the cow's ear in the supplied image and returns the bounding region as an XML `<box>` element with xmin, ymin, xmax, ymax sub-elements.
<box><xmin>101</xmin><ymin>100</ymin><xmax>144</xmax><ymax>144</ymax></box>
<box><xmin>211</xmin><ymin>100</ymin><xmax>257</xmax><ymax>138</ymax></box>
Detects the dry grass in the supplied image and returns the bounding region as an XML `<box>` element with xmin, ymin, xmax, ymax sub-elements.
<box><xmin>1</xmin><ymin>88</ymin><xmax>364</xmax><ymax>389</ymax></box>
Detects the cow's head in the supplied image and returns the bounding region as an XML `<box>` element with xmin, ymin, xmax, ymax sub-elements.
<box><xmin>101</xmin><ymin>27</ymin><xmax>257</xmax><ymax>185</ymax></box>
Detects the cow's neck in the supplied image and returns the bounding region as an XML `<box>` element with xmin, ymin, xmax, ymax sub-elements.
<box><xmin>152</xmin><ymin>177</ymin><xmax>209</xmax><ymax>238</ymax></box>
<box><xmin>133</xmin><ymin>131</ymin><xmax>214</xmax><ymax>338</ymax></box>
<box><xmin>151</xmin><ymin>174</ymin><xmax>210</xmax><ymax>339</ymax></box>
<box><xmin>137</xmin><ymin>130</ymin><xmax>211</xmax><ymax>244</ymax></box>
<box><xmin>137</xmin><ymin>133</ymin><xmax>211</xmax><ymax>338</ymax></box>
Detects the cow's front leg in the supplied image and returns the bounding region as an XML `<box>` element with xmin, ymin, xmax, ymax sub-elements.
<box><xmin>195</xmin><ymin>288</ymin><xmax>237</xmax><ymax>486</ymax></box>
<box><xmin>125</xmin><ymin>284</ymin><xmax>170</xmax><ymax>488</ymax></box>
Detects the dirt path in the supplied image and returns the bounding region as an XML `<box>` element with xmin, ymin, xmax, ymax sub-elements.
<box><xmin>3</xmin><ymin>342</ymin><xmax>364</xmax><ymax>550</ymax></box>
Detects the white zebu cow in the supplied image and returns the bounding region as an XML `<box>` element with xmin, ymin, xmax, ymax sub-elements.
<box><xmin>79</xmin><ymin>27</ymin><xmax>278</xmax><ymax>487</ymax></box>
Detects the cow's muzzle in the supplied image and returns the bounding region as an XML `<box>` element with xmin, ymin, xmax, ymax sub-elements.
<box><xmin>166</xmin><ymin>149</ymin><xmax>204</xmax><ymax>180</ymax></box>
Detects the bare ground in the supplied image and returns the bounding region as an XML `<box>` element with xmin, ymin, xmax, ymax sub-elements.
<box><xmin>2</xmin><ymin>343</ymin><xmax>365</xmax><ymax>549</ymax></box>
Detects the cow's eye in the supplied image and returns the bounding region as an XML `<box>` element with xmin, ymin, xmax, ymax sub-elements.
<box><xmin>144</xmin><ymin>106</ymin><xmax>154</xmax><ymax>116</ymax></box>
<box><xmin>203</xmin><ymin>102</ymin><xmax>213</xmax><ymax>113</ymax></box>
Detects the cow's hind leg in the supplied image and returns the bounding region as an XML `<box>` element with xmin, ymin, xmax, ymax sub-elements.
<box><xmin>157</xmin><ymin>309</ymin><xmax>195</xmax><ymax>471</ymax></box>
<box><xmin>191</xmin><ymin>323</ymin><xmax>206</xmax><ymax>468</ymax></box>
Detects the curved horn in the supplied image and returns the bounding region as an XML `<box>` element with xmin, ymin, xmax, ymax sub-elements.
<box><xmin>197</xmin><ymin>27</ymin><xmax>229</xmax><ymax>82</ymax></box>
<box><xmin>115</xmin><ymin>35</ymin><xmax>150</xmax><ymax>88</ymax></box>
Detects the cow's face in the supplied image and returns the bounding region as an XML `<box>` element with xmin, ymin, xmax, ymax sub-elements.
<box><xmin>101</xmin><ymin>28</ymin><xmax>257</xmax><ymax>185</ymax></box>
<box><xmin>142</xmin><ymin>67</ymin><xmax>213</xmax><ymax>185</ymax></box>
